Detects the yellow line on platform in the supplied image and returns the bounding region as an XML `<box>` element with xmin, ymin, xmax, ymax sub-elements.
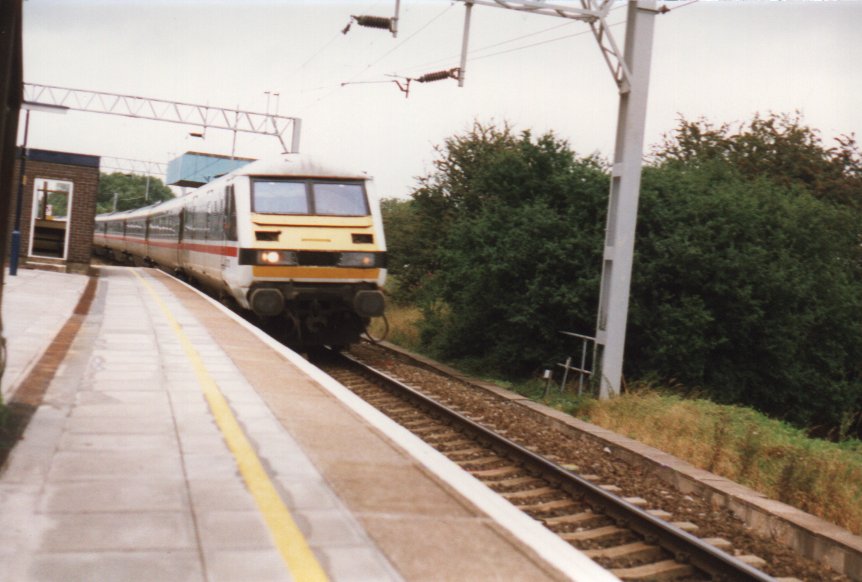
<box><xmin>132</xmin><ymin>270</ymin><xmax>329</xmax><ymax>582</ymax></box>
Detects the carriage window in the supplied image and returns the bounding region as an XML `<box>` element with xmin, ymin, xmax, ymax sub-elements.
<box><xmin>253</xmin><ymin>181</ymin><xmax>308</xmax><ymax>214</ymax></box>
<box><xmin>313</xmin><ymin>182</ymin><xmax>368</xmax><ymax>216</ymax></box>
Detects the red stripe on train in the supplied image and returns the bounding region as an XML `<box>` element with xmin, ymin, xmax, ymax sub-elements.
<box><xmin>97</xmin><ymin>234</ymin><xmax>238</xmax><ymax>257</ymax></box>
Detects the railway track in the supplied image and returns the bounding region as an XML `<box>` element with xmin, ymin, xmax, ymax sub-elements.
<box><xmin>314</xmin><ymin>349</ymin><xmax>776</xmax><ymax>582</ymax></box>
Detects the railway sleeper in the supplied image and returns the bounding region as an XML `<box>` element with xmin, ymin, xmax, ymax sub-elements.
<box><xmin>447</xmin><ymin>448</ymin><xmax>493</xmax><ymax>461</ymax></box>
<box><xmin>458</xmin><ymin>456</ymin><xmax>504</xmax><ymax>469</ymax></box>
<box><xmin>348</xmin><ymin>390</ymin><xmax>383</xmax><ymax>400</ymax></box>
<box><xmin>702</xmin><ymin>537</ymin><xmax>732</xmax><ymax>551</ymax></box>
<box><xmin>491</xmin><ymin>480</ymin><xmax>550</xmax><ymax>494</ymax></box>
<box><xmin>381</xmin><ymin>406</ymin><xmax>424</xmax><ymax>414</ymax></box>
<box><xmin>473</xmin><ymin>468</ymin><xmax>527</xmax><ymax>482</ymax></box>
<box><xmin>584</xmin><ymin>541</ymin><xmax>665</xmax><ymax>564</ymax></box>
<box><xmin>543</xmin><ymin>510</ymin><xmax>601</xmax><ymax>527</ymax></box>
<box><xmin>435</xmin><ymin>442</ymin><xmax>483</xmax><ymax>454</ymax></box>
<box><xmin>559</xmin><ymin>525</ymin><xmax>629</xmax><ymax>544</ymax></box>
<box><xmin>360</xmin><ymin>395</ymin><xmax>402</xmax><ymax>405</ymax></box>
<box><xmin>416</xmin><ymin>424</ymin><xmax>458</xmax><ymax>436</ymax></box>
<box><xmin>501</xmin><ymin>486</ymin><xmax>559</xmax><ymax>501</ymax></box>
<box><xmin>610</xmin><ymin>559</ymin><xmax>696</xmax><ymax>582</ymax></box>
<box><xmin>401</xmin><ymin>419</ymin><xmax>438</xmax><ymax>430</ymax></box>
<box><xmin>543</xmin><ymin>511</ymin><xmax>607</xmax><ymax>531</ymax></box>
<box><xmin>519</xmin><ymin>498</ymin><xmax>581</xmax><ymax>515</ymax></box>
<box><xmin>423</xmin><ymin>432</ymin><xmax>467</xmax><ymax>443</ymax></box>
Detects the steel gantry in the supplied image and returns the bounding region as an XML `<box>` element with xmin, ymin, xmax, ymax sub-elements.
<box><xmin>22</xmin><ymin>83</ymin><xmax>302</xmax><ymax>154</ymax></box>
<box><xmin>456</xmin><ymin>0</ymin><xmax>660</xmax><ymax>399</ymax></box>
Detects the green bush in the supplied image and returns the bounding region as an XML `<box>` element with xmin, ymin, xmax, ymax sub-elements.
<box><xmin>628</xmin><ymin>162</ymin><xmax>862</xmax><ymax>427</ymax></box>
<box><xmin>408</xmin><ymin>123</ymin><xmax>607</xmax><ymax>375</ymax></box>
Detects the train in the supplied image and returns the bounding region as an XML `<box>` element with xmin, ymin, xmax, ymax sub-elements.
<box><xmin>93</xmin><ymin>156</ymin><xmax>387</xmax><ymax>348</ymax></box>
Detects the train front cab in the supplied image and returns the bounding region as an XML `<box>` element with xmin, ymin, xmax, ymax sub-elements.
<box><xmin>235</xmin><ymin>172</ymin><xmax>386</xmax><ymax>346</ymax></box>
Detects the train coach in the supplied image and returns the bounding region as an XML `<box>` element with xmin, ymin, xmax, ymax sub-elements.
<box><xmin>94</xmin><ymin>157</ymin><xmax>387</xmax><ymax>347</ymax></box>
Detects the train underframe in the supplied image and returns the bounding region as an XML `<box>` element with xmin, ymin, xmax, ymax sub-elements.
<box><xmin>246</xmin><ymin>281</ymin><xmax>385</xmax><ymax>348</ymax></box>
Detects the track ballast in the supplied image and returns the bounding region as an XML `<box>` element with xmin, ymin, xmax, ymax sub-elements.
<box><xmin>314</xmin><ymin>348</ymin><xmax>779</xmax><ymax>582</ymax></box>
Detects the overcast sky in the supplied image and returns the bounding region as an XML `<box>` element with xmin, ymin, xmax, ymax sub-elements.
<box><xmin>20</xmin><ymin>0</ymin><xmax>862</xmax><ymax>198</ymax></box>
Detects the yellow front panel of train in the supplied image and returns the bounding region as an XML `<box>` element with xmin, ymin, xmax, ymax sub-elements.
<box><xmin>251</xmin><ymin>266</ymin><xmax>382</xmax><ymax>280</ymax></box>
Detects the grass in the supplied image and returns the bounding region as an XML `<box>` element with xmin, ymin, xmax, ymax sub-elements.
<box><xmin>368</xmin><ymin>303</ymin><xmax>423</xmax><ymax>351</ymax></box>
<box><xmin>577</xmin><ymin>387</ymin><xmax>862</xmax><ymax>535</ymax></box>
<box><xmin>380</xmin><ymin>307</ymin><xmax>862</xmax><ymax>535</ymax></box>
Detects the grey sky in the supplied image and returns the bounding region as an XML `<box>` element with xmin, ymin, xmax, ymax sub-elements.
<box><xmin>21</xmin><ymin>0</ymin><xmax>862</xmax><ymax>198</ymax></box>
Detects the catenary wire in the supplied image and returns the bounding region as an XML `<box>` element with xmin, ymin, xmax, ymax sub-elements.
<box><xmin>403</xmin><ymin>18</ymin><xmax>578</xmax><ymax>74</ymax></box>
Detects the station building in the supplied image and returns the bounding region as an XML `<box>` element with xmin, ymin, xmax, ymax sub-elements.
<box><xmin>7</xmin><ymin>148</ymin><xmax>99</xmax><ymax>274</ymax></box>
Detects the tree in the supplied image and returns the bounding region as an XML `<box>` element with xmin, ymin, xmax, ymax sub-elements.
<box><xmin>97</xmin><ymin>172</ymin><xmax>174</xmax><ymax>214</ymax></box>
<box><xmin>408</xmin><ymin>122</ymin><xmax>609</xmax><ymax>375</ymax></box>
<box><xmin>653</xmin><ymin>113</ymin><xmax>862</xmax><ymax>209</ymax></box>
<box><xmin>379</xmin><ymin>198</ymin><xmax>420</xmax><ymax>291</ymax></box>
<box><xmin>629</xmin><ymin>161</ymin><xmax>862</xmax><ymax>428</ymax></box>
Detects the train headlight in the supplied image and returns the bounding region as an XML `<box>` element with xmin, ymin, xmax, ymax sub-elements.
<box><xmin>338</xmin><ymin>252</ymin><xmax>376</xmax><ymax>267</ymax></box>
<box><xmin>258</xmin><ymin>250</ymin><xmax>298</xmax><ymax>265</ymax></box>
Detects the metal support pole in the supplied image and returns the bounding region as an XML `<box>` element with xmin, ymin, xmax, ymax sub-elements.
<box><xmin>578</xmin><ymin>340</ymin><xmax>588</xmax><ymax>396</ymax></box>
<box><xmin>458</xmin><ymin>1</ymin><xmax>474</xmax><ymax>87</ymax></box>
<box><xmin>290</xmin><ymin>118</ymin><xmax>302</xmax><ymax>154</ymax></box>
<box><xmin>595</xmin><ymin>0</ymin><xmax>657</xmax><ymax>399</ymax></box>
<box><xmin>560</xmin><ymin>356</ymin><xmax>572</xmax><ymax>392</ymax></box>
<box><xmin>392</xmin><ymin>0</ymin><xmax>401</xmax><ymax>37</ymax></box>
<box><xmin>9</xmin><ymin>108</ymin><xmax>30</xmax><ymax>276</ymax></box>
<box><xmin>231</xmin><ymin>106</ymin><xmax>239</xmax><ymax>159</ymax></box>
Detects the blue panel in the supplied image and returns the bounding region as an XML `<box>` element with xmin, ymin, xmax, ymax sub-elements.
<box><xmin>166</xmin><ymin>152</ymin><xmax>253</xmax><ymax>187</ymax></box>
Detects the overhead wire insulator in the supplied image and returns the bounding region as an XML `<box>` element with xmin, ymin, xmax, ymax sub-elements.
<box><xmin>357</xmin><ymin>15</ymin><xmax>395</xmax><ymax>30</ymax></box>
<box><xmin>414</xmin><ymin>68</ymin><xmax>461</xmax><ymax>84</ymax></box>
<box><xmin>342</xmin><ymin>15</ymin><xmax>395</xmax><ymax>34</ymax></box>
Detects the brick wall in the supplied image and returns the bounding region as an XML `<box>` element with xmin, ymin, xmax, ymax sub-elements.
<box><xmin>7</xmin><ymin>149</ymin><xmax>99</xmax><ymax>273</ymax></box>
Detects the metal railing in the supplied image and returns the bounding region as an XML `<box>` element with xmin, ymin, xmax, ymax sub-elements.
<box><xmin>544</xmin><ymin>331</ymin><xmax>595</xmax><ymax>397</ymax></box>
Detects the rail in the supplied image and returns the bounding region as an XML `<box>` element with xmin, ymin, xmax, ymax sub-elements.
<box><xmin>329</xmin><ymin>350</ymin><xmax>775</xmax><ymax>581</ymax></box>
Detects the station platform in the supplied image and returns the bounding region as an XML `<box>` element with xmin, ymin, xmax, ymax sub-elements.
<box><xmin>0</xmin><ymin>266</ymin><xmax>615</xmax><ymax>582</ymax></box>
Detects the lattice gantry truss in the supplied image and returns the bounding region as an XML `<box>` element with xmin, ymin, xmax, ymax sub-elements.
<box><xmin>22</xmin><ymin>83</ymin><xmax>302</xmax><ymax>154</ymax></box>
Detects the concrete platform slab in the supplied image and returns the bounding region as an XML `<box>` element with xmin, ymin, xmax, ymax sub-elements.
<box><xmin>26</xmin><ymin>551</ymin><xmax>204</xmax><ymax>582</ymax></box>
<box><xmin>0</xmin><ymin>266</ymin><xmax>617</xmax><ymax>582</ymax></box>
<box><xmin>197</xmin><ymin>510</ymin><xmax>275</xmax><ymax>549</ymax></box>
<box><xmin>39</xmin><ymin>479</ymin><xmax>189</xmax><ymax>512</ymax></box>
<box><xmin>204</xmin><ymin>549</ymin><xmax>291</xmax><ymax>582</ymax></box>
<box><xmin>40</xmin><ymin>511</ymin><xmax>198</xmax><ymax>551</ymax></box>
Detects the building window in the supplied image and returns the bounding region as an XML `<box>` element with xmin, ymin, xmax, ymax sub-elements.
<box><xmin>34</xmin><ymin>179</ymin><xmax>73</xmax><ymax>220</ymax></box>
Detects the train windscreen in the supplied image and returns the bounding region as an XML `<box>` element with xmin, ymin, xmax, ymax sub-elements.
<box><xmin>253</xmin><ymin>181</ymin><xmax>308</xmax><ymax>214</ymax></box>
<box><xmin>313</xmin><ymin>182</ymin><xmax>367</xmax><ymax>216</ymax></box>
<box><xmin>252</xmin><ymin>180</ymin><xmax>368</xmax><ymax>216</ymax></box>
